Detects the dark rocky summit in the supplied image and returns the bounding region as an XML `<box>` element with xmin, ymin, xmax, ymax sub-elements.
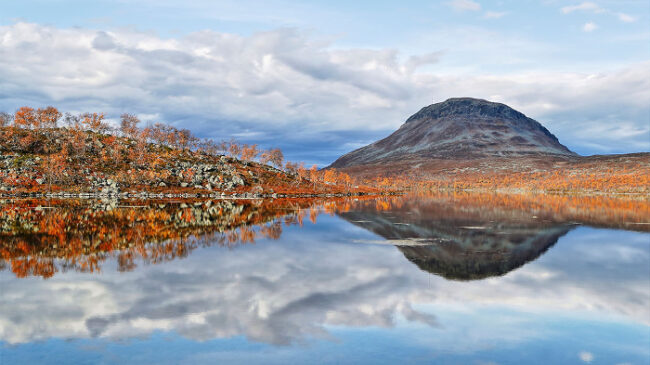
<box><xmin>330</xmin><ymin>97</ymin><xmax>576</xmax><ymax>168</ymax></box>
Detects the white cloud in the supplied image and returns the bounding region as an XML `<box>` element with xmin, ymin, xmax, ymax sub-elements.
<box><xmin>579</xmin><ymin>351</ymin><xmax>594</xmax><ymax>362</ymax></box>
<box><xmin>447</xmin><ymin>0</ymin><xmax>481</xmax><ymax>12</ymax></box>
<box><xmin>484</xmin><ymin>11</ymin><xmax>508</xmax><ymax>19</ymax></box>
<box><xmin>0</xmin><ymin>22</ymin><xmax>648</xmax><ymax>159</ymax></box>
<box><xmin>617</xmin><ymin>12</ymin><xmax>636</xmax><ymax>23</ymax></box>
<box><xmin>561</xmin><ymin>2</ymin><xmax>638</xmax><ymax>24</ymax></box>
<box><xmin>561</xmin><ymin>2</ymin><xmax>604</xmax><ymax>14</ymax></box>
<box><xmin>404</xmin><ymin>51</ymin><xmax>444</xmax><ymax>73</ymax></box>
<box><xmin>583</xmin><ymin>22</ymin><xmax>598</xmax><ymax>32</ymax></box>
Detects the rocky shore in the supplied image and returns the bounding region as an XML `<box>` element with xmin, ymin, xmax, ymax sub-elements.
<box><xmin>0</xmin><ymin>190</ymin><xmax>379</xmax><ymax>199</ymax></box>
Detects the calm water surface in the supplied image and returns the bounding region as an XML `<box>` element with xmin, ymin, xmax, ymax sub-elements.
<box><xmin>1</xmin><ymin>194</ymin><xmax>649</xmax><ymax>364</ymax></box>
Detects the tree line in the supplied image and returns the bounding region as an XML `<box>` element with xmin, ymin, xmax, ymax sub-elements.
<box><xmin>1</xmin><ymin>106</ymin><xmax>285</xmax><ymax>165</ymax></box>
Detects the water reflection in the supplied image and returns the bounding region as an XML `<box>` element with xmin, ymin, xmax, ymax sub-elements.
<box><xmin>340</xmin><ymin>193</ymin><xmax>648</xmax><ymax>280</ymax></box>
<box><xmin>0</xmin><ymin>198</ymin><xmax>334</xmax><ymax>278</ymax></box>
<box><xmin>1</xmin><ymin>193</ymin><xmax>647</xmax><ymax>279</ymax></box>
<box><xmin>0</xmin><ymin>193</ymin><xmax>648</xmax><ymax>364</ymax></box>
<box><xmin>340</xmin><ymin>207</ymin><xmax>569</xmax><ymax>280</ymax></box>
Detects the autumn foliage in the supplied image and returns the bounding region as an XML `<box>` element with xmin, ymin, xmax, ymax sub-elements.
<box><xmin>0</xmin><ymin>106</ymin><xmax>364</xmax><ymax>195</ymax></box>
<box><xmin>346</xmin><ymin>155</ymin><xmax>650</xmax><ymax>195</ymax></box>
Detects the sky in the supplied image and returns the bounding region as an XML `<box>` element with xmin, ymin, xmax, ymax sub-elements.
<box><xmin>0</xmin><ymin>0</ymin><xmax>649</xmax><ymax>165</ymax></box>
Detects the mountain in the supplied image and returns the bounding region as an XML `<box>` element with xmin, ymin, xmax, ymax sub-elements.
<box><xmin>330</xmin><ymin>97</ymin><xmax>576</xmax><ymax>169</ymax></box>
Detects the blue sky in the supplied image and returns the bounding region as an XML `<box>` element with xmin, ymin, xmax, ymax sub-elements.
<box><xmin>1</xmin><ymin>0</ymin><xmax>648</xmax><ymax>164</ymax></box>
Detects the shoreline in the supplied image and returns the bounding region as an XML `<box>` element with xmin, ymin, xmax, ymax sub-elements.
<box><xmin>0</xmin><ymin>187</ymin><xmax>646</xmax><ymax>200</ymax></box>
<box><xmin>0</xmin><ymin>190</ymin><xmax>395</xmax><ymax>200</ymax></box>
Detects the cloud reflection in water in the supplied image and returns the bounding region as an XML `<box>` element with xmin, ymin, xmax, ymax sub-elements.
<box><xmin>0</xmin><ymin>194</ymin><xmax>648</xmax><ymax>364</ymax></box>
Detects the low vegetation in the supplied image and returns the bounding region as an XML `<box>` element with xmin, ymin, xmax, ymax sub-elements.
<box><xmin>0</xmin><ymin>107</ymin><xmax>366</xmax><ymax>196</ymax></box>
<box><xmin>338</xmin><ymin>155</ymin><xmax>650</xmax><ymax>195</ymax></box>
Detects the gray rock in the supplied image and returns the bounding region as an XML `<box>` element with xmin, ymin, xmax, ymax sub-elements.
<box><xmin>232</xmin><ymin>174</ymin><xmax>245</xmax><ymax>186</ymax></box>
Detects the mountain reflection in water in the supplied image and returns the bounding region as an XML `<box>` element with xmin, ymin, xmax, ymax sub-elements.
<box><xmin>340</xmin><ymin>199</ymin><xmax>573</xmax><ymax>281</ymax></box>
<box><xmin>341</xmin><ymin>193</ymin><xmax>648</xmax><ymax>280</ymax></box>
<box><xmin>0</xmin><ymin>193</ymin><xmax>649</xmax><ymax>364</ymax></box>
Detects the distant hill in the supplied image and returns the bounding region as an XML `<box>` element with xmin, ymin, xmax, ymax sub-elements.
<box><xmin>330</xmin><ymin>97</ymin><xmax>576</xmax><ymax>169</ymax></box>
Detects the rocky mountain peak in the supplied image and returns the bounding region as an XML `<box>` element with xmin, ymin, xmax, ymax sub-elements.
<box><xmin>329</xmin><ymin>97</ymin><xmax>576</xmax><ymax>169</ymax></box>
<box><xmin>405</xmin><ymin>98</ymin><xmax>527</xmax><ymax>124</ymax></box>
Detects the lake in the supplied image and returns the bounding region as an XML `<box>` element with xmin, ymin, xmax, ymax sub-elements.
<box><xmin>1</xmin><ymin>193</ymin><xmax>649</xmax><ymax>364</ymax></box>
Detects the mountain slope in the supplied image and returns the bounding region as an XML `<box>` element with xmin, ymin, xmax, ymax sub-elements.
<box><xmin>330</xmin><ymin>97</ymin><xmax>575</xmax><ymax>168</ymax></box>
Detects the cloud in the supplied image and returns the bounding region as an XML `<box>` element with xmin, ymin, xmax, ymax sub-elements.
<box><xmin>447</xmin><ymin>0</ymin><xmax>481</xmax><ymax>12</ymax></box>
<box><xmin>483</xmin><ymin>11</ymin><xmax>507</xmax><ymax>19</ymax></box>
<box><xmin>617</xmin><ymin>13</ymin><xmax>636</xmax><ymax>23</ymax></box>
<box><xmin>404</xmin><ymin>51</ymin><xmax>443</xmax><ymax>73</ymax></box>
<box><xmin>561</xmin><ymin>2</ymin><xmax>604</xmax><ymax>14</ymax></box>
<box><xmin>0</xmin><ymin>22</ymin><xmax>648</xmax><ymax>162</ymax></box>
<box><xmin>561</xmin><ymin>2</ymin><xmax>638</xmax><ymax>24</ymax></box>
<box><xmin>92</xmin><ymin>31</ymin><xmax>117</xmax><ymax>50</ymax></box>
<box><xmin>579</xmin><ymin>351</ymin><xmax>594</xmax><ymax>362</ymax></box>
<box><xmin>583</xmin><ymin>22</ymin><xmax>598</xmax><ymax>32</ymax></box>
